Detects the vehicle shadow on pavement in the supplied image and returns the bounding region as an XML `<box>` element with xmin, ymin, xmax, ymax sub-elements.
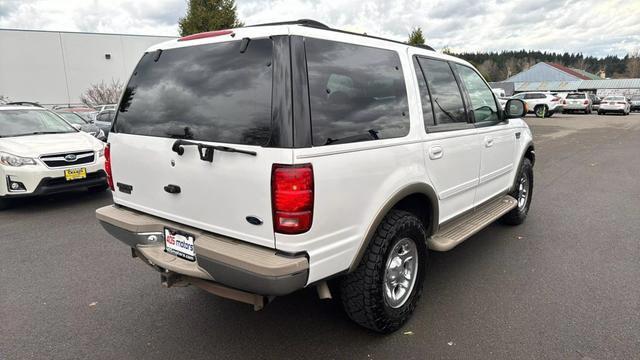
<box><xmin>2</xmin><ymin>190</ymin><xmax>112</xmax><ymax>214</ymax></box>
<box><xmin>121</xmin><ymin>222</ymin><xmax>523</xmax><ymax>360</ymax></box>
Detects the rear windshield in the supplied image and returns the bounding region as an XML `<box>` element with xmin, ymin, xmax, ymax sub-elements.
<box><xmin>566</xmin><ymin>93</ymin><xmax>585</xmax><ymax>99</ymax></box>
<box><xmin>604</xmin><ymin>97</ymin><xmax>624</xmax><ymax>101</ymax></box>
<box><xmin>631</xmin><ymin>95</ymin><xmax>640</xmax><ymax>100</ymax></box>
<box><xmin>114</xmin><ymin>39</ymin><xmax>273</xmax><ymax>146</ymax></box>
<box><xmin>0</xmin><ymin>110</ymin><xmax>76</xmax><ymax>137</ymax></box>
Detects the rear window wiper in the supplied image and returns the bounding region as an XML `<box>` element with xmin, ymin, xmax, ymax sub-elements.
<box><xmin>325</xmin><ymin>129</ymin><xmax>379</xmax><ymax>145</ymax></box>
<box><xmin>171</xmin><ymin>139</ymin><xmax>256</xmax><ymax>162</ymax></box>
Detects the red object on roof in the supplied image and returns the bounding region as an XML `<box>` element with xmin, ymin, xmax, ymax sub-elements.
<box><xmin>546</xmin><ymin>62</ymin><xmax>591</xmax><ymax>80</ymax></box>
<box><xmin>178</xmin><ymin>30</ymin><xmax>234</xmax><ymax>42</ymax></box>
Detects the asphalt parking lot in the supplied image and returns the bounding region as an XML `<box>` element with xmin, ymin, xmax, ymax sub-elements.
<box><xmin>1</xmin><ymin>113</ymin><xmax>639</xmax><ymax>360</ymax></box>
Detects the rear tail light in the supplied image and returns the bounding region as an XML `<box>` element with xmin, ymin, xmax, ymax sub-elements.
<box><xmin>271</xmin><ymin>164</ymin><xmax>313</xmax><ymax>234</ymax></box>
<box><xmin>583</xmin><ymin>100</ymin><xmax>589</xmax><ymax>105</ymax></box>
<box><xmin>178</xmin><ymin>30</ymin><xmax>234</xmax><ymax>42</ymax></box>
<box><xmin>552</xmin><ymin>96</ymin><xmax>560</xmax><ymax>102</ymax></box>
<box><xmin>104</xmin><ymin>143</ymin><xmax>113</xmax><ymax>191</ymax></box>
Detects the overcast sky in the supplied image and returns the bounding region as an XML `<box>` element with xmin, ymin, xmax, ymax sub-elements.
<box><xmin>1</xmin><ymin>0</ymin><xmax>638</xmax><ymax>58</ymax></box>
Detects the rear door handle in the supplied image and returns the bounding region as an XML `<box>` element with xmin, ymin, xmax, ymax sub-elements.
<box><xmin>429</xmin><ymin>145</ymin><xmax>443</xmax><ymax>160</ymax></box>
<box><xmin>485</xmin><ymin>138</ymin><xmax>494</xmax><ymax>147</ymax></box>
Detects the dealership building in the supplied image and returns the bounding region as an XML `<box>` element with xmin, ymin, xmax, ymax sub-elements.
<box><xmin>0</xmin><ymin>29</ymin><xmax>175</xmax><ymax>106</ymax></box>
<box><xmin>490</xmin><ymin>62</ymin><xmax>640</xmax><ymax>97</ymax></box>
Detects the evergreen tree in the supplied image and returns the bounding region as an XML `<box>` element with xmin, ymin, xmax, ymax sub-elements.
<box><xmin>179</xmin><ymin>0</ymin><xmax>244</xmax><ymax>36</ymax></box>
<box><xmin>407</xmin><ymin>27</ymin><xmax>426</xmax><ymax>46</ymax></box>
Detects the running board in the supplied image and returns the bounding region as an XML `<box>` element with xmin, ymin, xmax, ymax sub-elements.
<box><xmin>428</xmin><ymin>195</ymin><xmax>518</xmax><ymax>251</ymax></box>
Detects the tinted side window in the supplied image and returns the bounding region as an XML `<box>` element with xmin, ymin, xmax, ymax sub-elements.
<box><xmin>305</xmin><ymin>38</ymin><xmax>409</xmax><ymax>146</ymax></box>
<box><xmin>455</xmin><ymin>64</ymin><xmax>499</xmax><ymax>124</ymax></box>
<box><xmin>417</xmin><ymin>58</ymin><xmax>467</xmax><ymax>124</ymax></box>
<box><xmin>115</xmin><ymin>38</ymin><xmax>273</xmax><ymax>146</ymax></box>
<box><xmin>413</xmin><ymin>57</ymin><xmax>435</xmax><ymax>128</ymax></box>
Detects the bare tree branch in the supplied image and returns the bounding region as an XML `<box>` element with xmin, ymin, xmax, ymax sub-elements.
<box><xmin>80</xmin><ymin>79</ymin><xmax>123</xmax><ymax>107</ymax></box>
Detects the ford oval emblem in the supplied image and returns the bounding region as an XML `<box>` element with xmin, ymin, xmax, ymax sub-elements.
<box><xmin>64</xmin><ymin>154</ymin><xmax>77</xmax><ymax>162</ymax></box>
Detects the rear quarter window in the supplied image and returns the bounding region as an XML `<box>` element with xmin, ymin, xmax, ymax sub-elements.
<box><xmin>114</xmin><ymin>38</ymin><xmax>273</xmax><ymax>146</ymax></box>
<box><xmin>305</xmin><ymin>38</ymin><xmax>409</xmax><ymax>146</ymax></box>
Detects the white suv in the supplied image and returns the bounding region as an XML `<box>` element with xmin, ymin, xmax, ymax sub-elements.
<box><xmin>96</xmin><ymin>20</ymin><xmax>535</xmax><ymax>333</ymax></box>
<box><xmin>512</xmin><ymin>91</ymin><xmax>564</xmax><ymax>117</ymax></box>
<box><xmin>0</xmin><ymin>106</ymin><xmax>107</xmax><ymax>209</ymax></box>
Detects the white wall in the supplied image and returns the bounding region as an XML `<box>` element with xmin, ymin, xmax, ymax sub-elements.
<box><xmin>0</xmin><ymin>29</ymin><xmax>175</xmax><ymax>106</ymax></box>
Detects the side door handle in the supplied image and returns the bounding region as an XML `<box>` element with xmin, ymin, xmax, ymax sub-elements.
<box><xmin>429</xmin><ymin>145</ymin><xmax>444</xmax><ymax>160</ymax></box>
<box><xmin>485</xmin><ymin>138</ymin><xmax>494</xmax><ymax>147</ymax></box>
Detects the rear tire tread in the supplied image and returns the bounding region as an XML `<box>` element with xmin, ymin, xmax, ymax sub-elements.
<box><xmin>340</xmin><ymin>210</ymin><xmax>427</xmax><ymax>333</ymax></box>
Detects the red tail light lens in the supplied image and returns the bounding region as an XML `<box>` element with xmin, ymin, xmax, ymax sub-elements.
<box><xmin>104</xmin><ymin>143</ymin><xmax>113</xmax><ymax>191</ymax></box>
<box><xmin>552</xmin><ymin>96</ymin><xmax>560</xmax><ymax>102</ymax></box>
<box><xmin>584</xmin><ymin>100</ymin><xmax>589</xmax><ymax>105</ymax></box>
<box><xmin>178</xmin><ymin>30</ymin><xmax>234</xmax><ymax>42</ymax></box>
<box><xmin>272</xmin><ymin>164</ymin><xmax>313</xmax><ymax>234</ymax></box>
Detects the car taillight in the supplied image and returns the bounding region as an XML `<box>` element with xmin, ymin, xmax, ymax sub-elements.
<box><xmin>104</xmin><ymin>143</ymin><xmax>113</xmax><ymax>191</ymax></box>
<box><xmin>552</xmin><ymin>96</ymin><xmax>560</xmax><ymax>102</ymax></box>
<box><xmin>271</xmin><ymin>164</ymin><xmax>313</xmax><ymax>234</ymax></box>
<box><xmin>584</xmin><ymin>100</ymin><xmax>589</xmax><ymax>105</ymax></box>
<box><xmin>563</xmin><ymin>99</ymin><xmax>566</xmax><ymax>105</ymax></box>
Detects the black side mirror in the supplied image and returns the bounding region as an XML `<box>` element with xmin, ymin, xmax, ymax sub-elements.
<box><xmin>505</xmin><ymin>99</ymin><xmax>527</xmax><ymax>119</ymax></box>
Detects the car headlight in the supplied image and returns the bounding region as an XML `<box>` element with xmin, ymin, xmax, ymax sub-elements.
<box><xmin>0</xmin><ymin>152</ymin><xmax>37</xmax><ymax>167</ymax></box>
<box><xmin>98</xmin><ymin>144</ymin><xmax>105</xmax><ymax>158</ymax></box>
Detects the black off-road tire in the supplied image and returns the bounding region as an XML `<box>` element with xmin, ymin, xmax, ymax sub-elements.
<box><xmin>340</xmin><ymin>210</ymin><xmax>427</xmax><ymax>333</ymax></box>
<box><xmin>501</xmin><ymin>158</ymin><xmax>533</xmax><ymax>225</ymax></box>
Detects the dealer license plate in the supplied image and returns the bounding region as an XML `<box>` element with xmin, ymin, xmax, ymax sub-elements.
<box><xmin>64</xmin><ymin>168</ymin><xmax>87</xmax><ymax>181</ymax></box>
<box><xmin>164</xmin><ymin>228</ymin><xmax>196</xmax><ymax>261</ymax></box>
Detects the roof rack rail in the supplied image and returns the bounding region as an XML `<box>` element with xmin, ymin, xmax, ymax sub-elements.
<box><xmin>248</xmin><ymin>19</ymin><xmax>435</xmax><ymax>52</ymax></box>
<box><xmin>6</xmin><ymin>101</ymin><xmax>44</xmax><ymax>108</ymax></box>
<box><xmin>414</xmin><ymin>44</ymin><xmax>436</xmax><ymax>51</ymax></box>
<box><xmin>248</xmin><ymin>19</ymin><xmax>330</xmax><ymax>29</ymax></box>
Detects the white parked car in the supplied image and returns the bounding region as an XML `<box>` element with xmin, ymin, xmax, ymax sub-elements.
<box><xmin>511</xmin><ymin>91</ymin><xmax>564</xmax><ymax>117</ymax></box>
<box><xmin>0</xmin><ymin>105</ymin><xmax>107</xmax><ymax>209</ymax></box>
<box><xmin>598</xmin><ymin>96</ymin><xmax>631</xmax><ymax>115</ymax></box>
<box><xmin>95</xmin><ymin>20</ymin><xmax>534</xmax><ymax>333</ymax></box>
<box><xmin>93</xmin><ymin>104</ymin><xmax>117</xmax><ymax>112</ymax></box>
<box><xmin>562</xmin><ymin>92</ymin><xmax>592</xmax><ymax>114</ymax></box>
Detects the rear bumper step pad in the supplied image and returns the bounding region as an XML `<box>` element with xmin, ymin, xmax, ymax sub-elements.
<box><xmin>96</xmin><ymin>205</ymin><xmax>309</xmax><ymax>296</ymax></box>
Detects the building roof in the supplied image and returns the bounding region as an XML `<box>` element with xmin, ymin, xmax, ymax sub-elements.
<box><xmin>506</xmin><ymin>62</ymin><xmax>599</xmax><ymax>82</ymax></box>
<box><xmin>514</xmin><ymin>81</ymin><xmax>581</xmax><ymax>92</ymax></box>
<box><xmin>579</xmin><ymin>79</ymin><xmax>640</xmax><ymax>89</ymax></box>
<box><xmin>511</xmin><ymin>78</ymin><xmax>640</xmax><ymax>92</ymax></box>
<box><xmin>571</xmin><ymin>68</ymin><xmax>601</xmax><ymax>80</ymax></box>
